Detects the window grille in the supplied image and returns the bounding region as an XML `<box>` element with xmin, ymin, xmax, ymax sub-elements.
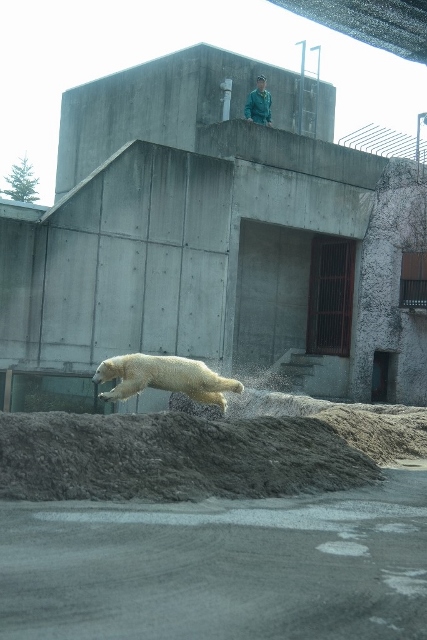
<box><xmin>306</xmin><ymin>237</ymin><xmax>356</xmax><ymax>356</ymax></box>
<box><xmin>400</xmin><ymin>252</ymin><xmax>427</xmax><ymax>309</ymax></box>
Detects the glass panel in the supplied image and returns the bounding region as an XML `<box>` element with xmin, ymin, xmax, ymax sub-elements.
<box><xmin>10</xmin><ymin>374</ymin><xmax>114</xmax><ymax>414</ymax></box>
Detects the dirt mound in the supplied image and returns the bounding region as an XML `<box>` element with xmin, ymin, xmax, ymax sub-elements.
<box><xmin>1</xmin><ymin>391</ymin><xmax>427</xmax><ymax>503</ymax></box>
<box><xmin>316</xmin><ymin>405</ymin><xmax>427</xmax><ymax>465</ymax></box>
<box><xmin>0</xmin><ymin>410</ymin><xmax>381</xmax><ymax>502</ymax></box>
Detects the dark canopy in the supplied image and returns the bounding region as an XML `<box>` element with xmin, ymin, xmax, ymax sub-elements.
<box><xmin>268</xmin><ymin>0</ymin><xmax>427</xmax><ymax>64</ymax></box>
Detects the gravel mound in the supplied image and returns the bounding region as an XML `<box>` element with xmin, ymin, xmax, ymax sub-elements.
<box><xmin>0</xmin><ymin>410</ymin><xmax>380</xmax><ymax>502</ymax></box>
<box><xmin>1</xmin><ymin>390</ymin><xmax>426</xmax><ymax>502</ymax></box>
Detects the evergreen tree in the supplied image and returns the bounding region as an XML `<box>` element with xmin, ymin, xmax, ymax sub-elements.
<box><xmin>2</xmin><ymin>155</ymin><xmax>40</xmax><ymax>202</ymax></box>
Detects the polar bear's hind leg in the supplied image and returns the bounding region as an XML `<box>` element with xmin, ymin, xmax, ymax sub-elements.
<box><xmin>200</xmin><ymin>373</ymin><xmax>244</xmax><ymax>394</ymax></box>
<box><xmin>186</xmin><ymin>390</ymin><xmax>227</xmax><ymax>412</ymax></box>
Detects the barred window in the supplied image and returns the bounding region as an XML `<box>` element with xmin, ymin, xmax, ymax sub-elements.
<box><xmin>306</xmin><ymin>237</ymin><xmax>355</xmax><ymax>356</ymax></box>
<box><xmin>400</xmin><ymin>252</ymin><xmax>427</xmax><ymax>309</ymax></box>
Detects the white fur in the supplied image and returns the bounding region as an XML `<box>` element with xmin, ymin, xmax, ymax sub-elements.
<box><xmin>92</xmin><ymin>353</ymin><xmax>244</xmax><ymax>411</ymax></box>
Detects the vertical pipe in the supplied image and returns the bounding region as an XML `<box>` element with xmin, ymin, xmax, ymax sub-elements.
<box><xmin>295</xmin><ymin>40</ymin><xmax>306</xmax><ymax>135</ymax></box>
<box><xmin>220</xmin><ymin>79</ymin><xmax>233</xmax><ymax>121</ymax></box>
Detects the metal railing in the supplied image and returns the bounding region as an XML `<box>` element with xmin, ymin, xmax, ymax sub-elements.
<box><xmin>338</xmin><ymin>123</ymin><xmax>427</xmax><ymax>162</ymax></box>
<box><xmin>400</xmin><ymin>279</ymin><xmax>427</xmax><ymax>309</ymax></box>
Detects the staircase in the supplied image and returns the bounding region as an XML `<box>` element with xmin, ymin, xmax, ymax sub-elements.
<box><xmin>267</xmin><ymin>349</ymin><xmax>324</xmax><ymax>393</ymax></box>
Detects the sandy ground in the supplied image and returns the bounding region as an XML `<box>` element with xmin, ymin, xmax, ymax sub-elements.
<box><xmin>1</xmin><ymin>390</ymin><xmax>427</xmax><ymax>502</ymax></box>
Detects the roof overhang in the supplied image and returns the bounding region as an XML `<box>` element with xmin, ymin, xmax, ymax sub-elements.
<box><xmin>267</xmin><ymin>0</ymin><xmax>427</xmax><ymax>64</ymax></box>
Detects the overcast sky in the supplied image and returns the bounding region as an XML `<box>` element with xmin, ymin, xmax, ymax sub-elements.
<box><xmin>1</xmin><ymin>0</ymin><xmax>426</xmax><ymax>205</ymax></box>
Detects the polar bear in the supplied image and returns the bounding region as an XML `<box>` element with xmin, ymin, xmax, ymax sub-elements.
<box><xmin>92</xmin><ymin>353</ymin><xmax>244</xmax><ymax>411</ymax></box>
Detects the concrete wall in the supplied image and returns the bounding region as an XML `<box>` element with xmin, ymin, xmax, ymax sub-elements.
<box><xmin>1</xmin><ymin>134</ymin><xmax>385</xmax><ymax>408</ymax></box>
<box><xmin>232</xmin><ymin>157</ymin><xmax>377</xmax><ymax>240</ymax></box>
<box><xmin>55</xmin><ymin>44</ymin><xmax>336</xmax><ymax>199</ymax></box>
<box><xmin>6</xmin><ymin>139</ymin><xmax>426</xmax><ymax>409</ymax></box>
<box><xmin>1</xmin><ymin>141</ymin><xmax>235</xmax><ymax>412</ymax></box>
<box><xmin>351</xmin><ymin>159</ymin><xmax>427</xmax><ymax>405</ymax></box>
<box><xmin>304</xmin><ymin>357</ymin><xmax>351</xmax><ymax>399</ymax></box>
<box><xmin>233</xmin><ymin>220</ymin><xmax>314</xmax><ymax>371</ymax></box>
<box><xmin>0</xmin><ymin>218</ymin><xmax>42</xmax><ymax>365</ymax></box>
<box><xmin>197</xmin><ymin>119</ymin><xmax>388</xmax><ymax>192</ymax></box>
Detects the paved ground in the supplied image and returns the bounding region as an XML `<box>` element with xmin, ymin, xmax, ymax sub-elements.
<box><xmin>1</xmin><ymin>465</ymin><xmax>427</xmax><ymax>640</ymax></box>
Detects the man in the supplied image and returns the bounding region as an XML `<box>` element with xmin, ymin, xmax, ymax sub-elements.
<box><xmin>244</xmin><ymin>75</ymin><xmax>272</xmax><ymax>127</ymax></box>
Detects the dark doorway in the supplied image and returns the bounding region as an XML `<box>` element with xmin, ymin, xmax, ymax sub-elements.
<box><xmin>372</xmin><ymin>351</ymin><xmax>390</xmax><ymax>402</ymax></box>
<box><xmin>306</xmin><ymin>236</ymin><xmax>356</xmax><ymax>356</ymax></box>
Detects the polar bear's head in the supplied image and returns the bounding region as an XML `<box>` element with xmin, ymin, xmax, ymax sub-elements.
<box><xmin>92</xmin><ymin>360</ymin><xmax>116</xmax><ymax>385</ymax></box>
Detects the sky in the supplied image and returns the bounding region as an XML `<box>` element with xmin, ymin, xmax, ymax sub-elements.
<box><xmin>1</xmin><ymin>0</ymin><xmax>426</xmax><ymax>206</ymax></box>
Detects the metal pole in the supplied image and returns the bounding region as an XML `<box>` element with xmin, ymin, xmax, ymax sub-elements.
<box><xmin>295</xmin><ymin>40</ymin><xmax>306</xmax><ymax>135</ymax></box>
<box><xmin>310</xmin><ymin>45</ymin><xmax>321</xmax><ymax>139</ymax></box>
<box><xmin>416</xmin><ymin>112</ymin><xmax>427</xmax><ymax>161</ymax></box>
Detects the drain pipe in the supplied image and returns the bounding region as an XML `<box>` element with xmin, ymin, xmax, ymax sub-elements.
<box><xmin>220</xmin><ymin>79</ymin><xmax>232</xmax><ymax>121</ymax></box>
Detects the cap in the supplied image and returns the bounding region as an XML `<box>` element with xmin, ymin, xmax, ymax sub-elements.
<box><xmin>257</xmin><ymin>75</ymin><xmax>267</xmax><ymax>81</ymax></box>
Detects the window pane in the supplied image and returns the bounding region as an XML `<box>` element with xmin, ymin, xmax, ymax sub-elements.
<box><xmin>10</xmin><ymin>374</ymin><xmax>114</xmax><ymax>414</ymax></box>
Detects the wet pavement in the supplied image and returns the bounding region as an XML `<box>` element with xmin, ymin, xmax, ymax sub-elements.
<box><xmin>1</xmin><ymin>466</ymin><xmax>427</xmax><ymax>640</ymax></box>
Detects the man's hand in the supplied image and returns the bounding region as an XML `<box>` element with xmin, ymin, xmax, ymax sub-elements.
<box><xmin>267</xmin><ymin>122</ymin><xmax>273</xmax><ymax>127</ymax></box>
<box><xmin>246</xmin><ymin>118</ymin><xmax>253</xmax><ymax>122</ymax></box>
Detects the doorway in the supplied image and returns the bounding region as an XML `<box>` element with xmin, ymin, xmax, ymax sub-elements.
<box><xmin>371</xmin><ymin>351</ymin><xmax>390</xmax><ymax>402</ymax></box>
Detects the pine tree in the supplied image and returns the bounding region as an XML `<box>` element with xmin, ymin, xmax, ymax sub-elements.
<box><xmin>2</xmin><ymin>155</ymin><xmax>40</xmax><ymax>203</ymax></box>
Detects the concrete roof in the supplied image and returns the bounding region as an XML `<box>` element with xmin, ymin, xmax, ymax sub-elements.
<box><xmin>268</xmin><ymin>0</ymin><xmax>427</xmax><ymax>64</ymax></box>
<box><xmin>0</xmin><ymin>197</ymin><xmax>48</xmax><ymax>223</ymax></box>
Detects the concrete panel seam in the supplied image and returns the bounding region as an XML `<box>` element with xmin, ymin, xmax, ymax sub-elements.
<box><xmin>90</xmin><ymin>177</ymin><xmax>104</xmax><ymax>365</ymax></box>
<box><xmin>235</xmin><ymin>157</ymin><xmax>382</xmax><ymax>192</ymax></box>
<box><xmin>175</xmin><ymin>154</ymin><xmax>190</xmax><ymax>355</ymax></box>
<box><xmin>36</xmin><ymin>226</ymin><xmax>51</xmax><ymax>367</ymax></box>
<box><xmin>26</xmin><ymin>227</ymin><xmax>42</xmax><ymax>362</ymax></box>
<box><xmin>139</xmin><ymin>152</ymin><xmax>154</xmax><ymax>355</ymax></box>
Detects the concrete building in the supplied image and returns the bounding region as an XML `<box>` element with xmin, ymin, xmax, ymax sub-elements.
<box><xmin>1</xmin><ymin>44</ymin><xmax>426</xmax><ymax>413</ymax></box>
<box><xmin>55</xmin><ymin>43</ymin><xmax>336</xmax><ymax>200</ymax></box>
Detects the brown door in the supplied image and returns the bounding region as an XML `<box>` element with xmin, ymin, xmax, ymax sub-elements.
<box><xmin>306</xmin><ymin>236</ymin><xmax>356</xmax><ymax>356</ymax></box>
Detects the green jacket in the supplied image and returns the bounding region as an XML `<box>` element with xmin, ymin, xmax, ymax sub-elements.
<box><xmin>244</xmin><ymin>89</ymin><xmax>272</xmax><ymax>124</ymax></box>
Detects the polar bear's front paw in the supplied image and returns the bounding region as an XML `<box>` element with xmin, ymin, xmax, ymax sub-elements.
<box><xmin>98</xmin><ymin>392</ymin><xmax>112</xmax><ymax>402</ymax></box>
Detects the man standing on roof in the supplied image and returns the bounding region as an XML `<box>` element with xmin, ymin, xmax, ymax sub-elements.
<box><xmin>244</xmin><ymin>75</ymin><xmax>273</xmax><ymax>127</ymax></box>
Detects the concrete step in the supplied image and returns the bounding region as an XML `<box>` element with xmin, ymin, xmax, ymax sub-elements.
<box><xmin>311</xmin><ymin>395</ymin><xmax>353</xmax><ymax>404</ymax></box>
<box><xmin>290</xmin><ymin>353</ymin><xmax>324</xmax><ymax>366</ymax></box>
<box><xmin>271</xmin><ymin>370</ymin><xmax>305</xmax><ymax>392</ymax></box>
<box><xmin>280</xmin><ymin>363</ymin><xmax>316</xmax><ymax>377</ymax></box>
